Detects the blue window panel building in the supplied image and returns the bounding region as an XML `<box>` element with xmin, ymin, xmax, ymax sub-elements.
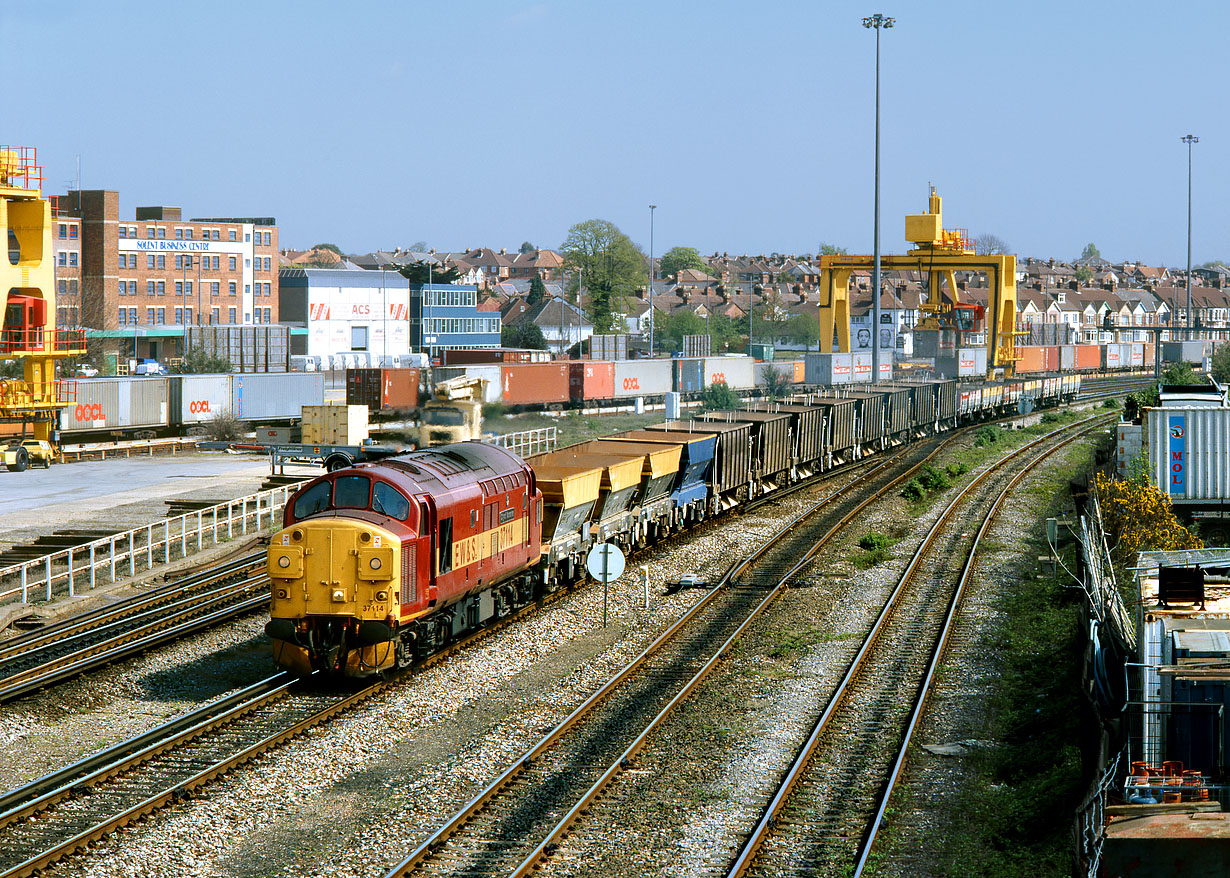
<box><xmin>410</xmin><ymin>283</ymin><xmax>501</xmax><ymax>358</ymax></box>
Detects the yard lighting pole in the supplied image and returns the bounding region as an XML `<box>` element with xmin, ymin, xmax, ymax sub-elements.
<box><xmin>863</xmin><ymin>12</ymin><xmax>893</xmax><ymax>383</ymax></box>
<box><xmin>1182</xmin><ymin>133</ymin><xmax>1198</xmax><ymax>339</ymax></box>
<box><xmin>649</xmin><ymin>204</ymin><xmax>657</xmax><ymax>356</ymax></box>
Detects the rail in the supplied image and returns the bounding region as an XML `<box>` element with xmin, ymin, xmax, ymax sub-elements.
<box><xmin>0</xmin><ymin>483</ymin><xmax>296</xmax><ymax>606</ymax></box>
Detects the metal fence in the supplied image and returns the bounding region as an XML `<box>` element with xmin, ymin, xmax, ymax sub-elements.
<box><xmin>489</xmin><ymin>426</ymin><xmax>557</xmax><ymax>457</ymax></box>
<box><xmin>0</xmin><ymin>483</ymin><xmax>299</xmax><ymax>606</ymax></box>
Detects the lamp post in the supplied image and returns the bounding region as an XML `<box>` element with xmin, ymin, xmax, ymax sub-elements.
<box><xmin>1182</xmin><ymin>133</ymin><xmax>1198</xmax><ymax>339</ymax></box>
<box><xmin>649</xmin><ymin>204</ymin><xmax>656</xmax><ymax>355</ymax></box>
<box><xmin>863</xmin><ymin>12</ymin><xmax>894</xmax><ymax>382</ymax></box>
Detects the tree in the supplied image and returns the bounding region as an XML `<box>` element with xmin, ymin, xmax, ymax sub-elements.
<box><xmin>700</xmin><ymin>380</ymin><xmax>740</xmax><ymax>412</ymax></box>
<box><xmin>408</xmin><ymin>241</ymin><xmax>429</xmax><ymax>252</ymax></box>
<box><xmin>785</xmin><ymin>312</ymin><xmax>822</xmax><ymax>350</ymax></box>
<box><xmin>1212</xmin><ymin>343</ymin><xmax>1230</xmax><ymax>384</ymax></box>
<box><xmin>659</xmin><ymin>246</ymin><xmax>709</xmax><ymax>280</ymax></box>
<box><xmin>502</xmin><ymin>319</ymin><xmax>547</xmax><ymax>350</ymax></box>
<box><xmin>173</xmin><ymin>348</ymin><xmax>232</xmax><ymax>374</ymax></box>
<box><xmin>1080</xmin><ymin>242</ymin><xmax>1102</xmax><ymax>262</ymax></box>
<box><xmin>519</xmin><ymin>241</ymin><xmax>535</xmax><ymax>254</ymax></box>
<box><xmin>400</xmin><ymin>261</ymin><xmax>461</xmax><ymax>284</ymax></box>
<box><xmin>658</xmin><ymin>310</ymin><xmax>706</xmax><ymax>352</ymax></box>
<box><xmin>560</xmin><ymin>219</ymin><xmax>646</xmax><ymax>334</ymax></box>
<box><xmin>312</xmin><ymin>243</ymin><xmax>343</xmax><ymax>255</ymax></box>
<box><xmin>975</xmin><ymin>233</ymin><xmax>1011</xmax><ymax>255</ymax></box>
<box><xmin>527</xmin><ymin>276</ymin><xmax>547</xmax><ymax>307</ymax></box>
<box><xmin>1074</xmin><ymin>266</ymin><xmax>1093</xmax><ymax>284</ymax></box>
<box><xmin>1094</xmin><ymin>470</ymin><xmax>1202</xmax><ymax>565</ymax></box>
<box><xmin>818</xmin><ymin>243</ymin><xmax>848</xmax><ymax>256</ymax></box>
<box><xmin>761</xmin><ymin>365</ymin><xmax>790</xmax><ymax>400</ymax></box>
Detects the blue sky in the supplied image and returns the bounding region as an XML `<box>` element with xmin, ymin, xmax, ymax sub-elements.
<box><xmin>4</xmin><ymin>1</ymin><xmax>1226</xmax><ymax>267</ymax></box>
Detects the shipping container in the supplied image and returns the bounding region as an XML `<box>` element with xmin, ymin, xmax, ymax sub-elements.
<box><xmin>647</xmin><ymin>419</ymin><xmax>752</xmax><ymax>499</ymax></box>
<box><xmin>1162</xmin><ymin>340</ymin><xmax>1212</xmax><ymax>366</ymax></box>
<box><xmin>1075</xmin><ymin>344</ymin><xmax>1101</xmax><ymax>371</ymax></box>
<box><xmin>1143</xmin><ymin>340</ymin><xmax>1156</xmax><ymax>367</ymax></box>
<box><xmin>750</xmin><ymin>342</ymin><xmax>775</xmax><ymax>361</ymax></box>
<box><xmin>1143</xmin><ymin>407</ymin><xmax>1230</xmax><ymax>504</ymax></box>
<box><xmin>1059</xmin><ymin>345</ymin><xmax>1076</xmax><ymax>372</ymax></box>
<box><xmin>442</xmin><ymin>348</ymin><xmax>550</xmax><ymax>365</ymax></box>
<box><xmin>805</xmin><ymin>352</ymin><xmax>853</xmax><ymax>386</ymax></box>
<box><xmin>674</xmin><ymin>358</ymin><xmax>704</xmax><ymax>393</ymax></box>
<box><xmin>170</xmin><ymin>374</ymin><xmax>232</xmax><ymax>427</ymax></box>
<box><xmin>1102</xmin><ymin>343</ymin><xmax>1124</xmax><ymax>371</ymax></box>
<box><xmin>957</xmin><ymin>347</ymin><xmax>989</xmax><ymax>378</ymax></box>
<box><xmin>569</xmin><ymin>361</ymin><xmax>615</xmax><ymax>403</ymax></box>
<box><xmin>231</xmin><ymin>373</ymin><xmax>324</xmax><ymax>421</ymax></box>
<box><xmin>613</xmin><ymin>359</ymin><xmax>673</xmax><ymax>398</ymax></box>
<box><xmin>61</xmin><ymin>377</ymin><xmax>150</xmax><ymax>433</ymax></box>
<box><xmin>851</xmin><ymin>352</ymin><xmax>874</xmax><ymax>383</ymax></box>
<box><xmin>186</xmin><ymin>325</ymin><xmax>291</xmax><ymax>372</ymax></box>
<box><xmin>301</xmin><ymin>404</ymin><xmax>369</xmax><ymax>445</ymax></box>
<box><xmin>346</xmin><ymin>368</ymin><xmax>420</xmax><ymax>412</ymax></box>
<box><xmin>1129</xmin><ymin>343</ymin><xmax>1145</xmax><ymax>368</ymax></box>
<box><xmin>591</xmin><ymin>334</ymin><xmax>631</xmax><ymax>361</ymax></box>
<box><xmin>701</xmin><ymin>410</ymin><xmax>792</xmax><ymax>481</ymax></box>
<box><xmin>500</xmin><ymin>362</ymin><xmax>570</xmax><ymax>406</ymax></box>
<box><xmin>704</xmin><ymin>355</ymin><xmax>755</xmax><ymax>390</ymax></box>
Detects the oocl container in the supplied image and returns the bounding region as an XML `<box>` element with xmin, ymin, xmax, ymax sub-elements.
<box><xmin>704</xmin><ymin>355</ymin><xmax>754</xmax><ymax>390</ymax></box>
<box><xmin>172</xmin><ymin>374</ymin><xmax>232</xmax><ymax>426</ymax></box>
<box><xmin>613</xmin><ymin>359</ymin><xmax>673</xmax><ymax>398</ymax></box>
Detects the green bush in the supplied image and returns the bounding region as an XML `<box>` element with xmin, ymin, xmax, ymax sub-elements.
<box><xmin>920</xmin><ymin>465</ymin><xmax>950</xmax><ymax>492</ymax></box>
<box><xmin>701</xmin><ymin>380</ymin><xmax>741</xmax><ymax>412</ymax></box>
<box><xmin>206</xmin><ymin>409</ymin><xmax>245</xmax><ymax>441</ymax></box>
<box><xmin>1102</xmin><ymin>398</ymin><xmax>1120</xmax><ymax>409</ymax></box>
<box><xmin>859</xmin><ymin>531</ymin><xmax>889</xmax><ymax>551</ymax></box>
<box><xmin>1041</xmin><ymin>411</ymin><xmax>1061</xmax><ymax>424</ymax></box>
<box><xmin>901</xmin><ymin>479</ymin><xmax>925</xmax><ymax>502</ymax></box>
<box><xmin>974</xmin><ymin>425</ymin><xmax>1000</xmax><ymax>447</ymax></box>
<box><xmin>946</xmin><ymin>462</ymin><xmax>969</xmax><ymax>478</ymax></box>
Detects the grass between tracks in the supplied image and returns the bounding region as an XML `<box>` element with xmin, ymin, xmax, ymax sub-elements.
<box><xmin>875</xmin><ymin>433</ymin><xmax>1097</xmax><ymax>877</ymax></box>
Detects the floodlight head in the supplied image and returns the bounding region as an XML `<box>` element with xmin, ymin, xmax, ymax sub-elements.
<box><xmin>1181</xmin><ymin>134</ymin><xmax>1199</xmax><ymax>145</ymax></box>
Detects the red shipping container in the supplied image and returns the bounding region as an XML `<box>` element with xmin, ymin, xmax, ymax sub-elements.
<box><xmin>1075</xmin><ymin>345</ymin><xmax>1101</xmax><ymax>371</ymax></box>
<box><xmin>569</xmin><ymin>361</ymin><xmax>615</xmax><ymax>402</ymax></box>
<box><xmin>1044</xmin><ymin>346</ymin><xmax>1060</xmax><ymax>371</ymax></box>
<box><xmin>501</xmin><ymin>362</ymin><xmax>570</xmax><ymax>406</ymax></box>
<box><xmin>1143</xmin><ymin>341</ymin><xmax>1156</xmax><ymax>366</ymax></box>
<box><xmin>346</xmin><ymin>368</ymin><xmax>420</xmax><ymax>410</ymax></box>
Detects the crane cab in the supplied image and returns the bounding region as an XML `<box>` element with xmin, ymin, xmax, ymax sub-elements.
<box><xmin>1</xmin><ymin>294</ymin><xmax>46</xmax><ymax>354</ymax></box>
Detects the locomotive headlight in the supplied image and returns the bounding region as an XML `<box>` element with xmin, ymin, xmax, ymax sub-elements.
<box><xmin>277</xmin><ymin>556</ymin><xmax>290</xmax><ymax>569</ymax></box>
<box><xmin>376</xmin><ymin>590</ymin><xmax>389</xmax><ymax>601</ymax></box>
<box><xmin>332</xmin><ymin>589</ymin><xmax>346</xmax><ymax>602</ymax></box>
<box><xmin>370</xmin><ymin>557</ymin><xmax>382</xmax><ymax>571</ymax></box>
<box><xmin>276</xmin><ymin>588</ymin><xmax>288</xmax><ymax>599</ymax></box>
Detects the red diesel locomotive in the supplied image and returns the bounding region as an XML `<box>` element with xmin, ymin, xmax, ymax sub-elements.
<box><xmin>266</xmin><ymin>442</ymin><xmax>543</xmax><ymax>676</ymax></box>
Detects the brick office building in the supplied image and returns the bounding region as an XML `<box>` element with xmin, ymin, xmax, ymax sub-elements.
<box><xmin>48</xmin><ymin>198</ymin><xmax>82</xmax><ymax>329</ymax></box>
<box><xmin>61</xmin><ymin>189</ymin><xmax>279</xmax><ymax>362</ymax></box>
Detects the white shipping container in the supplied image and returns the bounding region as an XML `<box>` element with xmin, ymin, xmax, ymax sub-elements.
<box><xmin>232</xmin><ymin>373</ymin><xmax>324</xmax><ymax>421</ymax></box>
<box><xmin>177</xmin><ymin>374</ymin><xmax>232</xmax><ymax>425</ymax></box>
<box><xmin>704</xmin><ymin>355</ymin><xmax>754</xmax><ymax>390</ymax></box>
<box><xmin>851</xmin><ymin>352</ymin><xmax>873</xmax><ymax>382</ymax></box>
<box><xmin>1060</xmin><ymin>345</ymin><xmax>1076</xmax><ymax>371</ymax></box>
<box><xmin>805</xmin><ymin>353</ymin><xmax>853</xmax><ymax>386</ymax></box>
<box><xmin>957</xmin><ymin>348</ymin><xmax>987</xmax><ymax>378</ymax></box>
<box><xmin>613</xmin><ymin>359</ymin><xmax>673</xmax><ymax>397</ymax></box>
<box><xmin>1143</xmin><ymin>407</ymin><xmax>1230</xmax><ymax>503</ymax></box>
<box><xmin>1130</xmin><ymin>343</ymin><xmax>1144</xmax><ymax>368</ymax></box>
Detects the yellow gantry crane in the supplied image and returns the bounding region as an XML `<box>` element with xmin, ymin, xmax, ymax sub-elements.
<box><xmin>816</xmin><ymin>187</ymin><xmax>1020</xmax><ymax>378</ymax></box>
<box><xmin>0</xmin><ymin>145</ymin><xmax>85</xmax><ymax>470</ymax></box>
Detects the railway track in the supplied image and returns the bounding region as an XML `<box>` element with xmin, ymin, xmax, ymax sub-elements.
<box><xmin>379</xmin><ymin>434</ymin><xmax>957</xmax><ymax>877</ymax></box>
<box><xmin>0</xmin><ymin>553</ymin><xmax>267</xmax><ymax>702</ymax></box>
<box><xmin>724</xmin><ymin>414</ymin><xmax>1111</xmax><ymax>877</ymax></box>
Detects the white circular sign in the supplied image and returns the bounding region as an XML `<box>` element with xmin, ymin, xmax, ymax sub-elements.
<box><xmin>586</xmin><ymin>543</ymin><xmax>626</xmax><ymax>583</ymax></box>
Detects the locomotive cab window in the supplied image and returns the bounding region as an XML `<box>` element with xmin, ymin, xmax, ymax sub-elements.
<box><xmin>334</xmin><ymin>475</ymin><xmax>370</xmax><ymax>509</ymax></box>
<box><xmin>438</xmin><ymin>517</ymin><xmax>453</xmax><ymax>573</ymax></box>
<box><xmin>371</xmin><ymin>483</ymin><xmax>410</xmax><ymax>520</ymax></box>
<box><xmin>294</xmin><ymin>482</ymin><xmax>332</xmax><ymax>519</ymax></box>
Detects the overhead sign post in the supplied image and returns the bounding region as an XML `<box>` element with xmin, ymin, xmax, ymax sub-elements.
<box><xmin>586</xmin><ymin>543</ymin><xmax>626</xmax><ymax>628</ymax></box>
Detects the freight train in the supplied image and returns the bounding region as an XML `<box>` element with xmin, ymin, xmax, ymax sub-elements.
<box><xmin>264</xmin><ymin>373</ymin><xmax>1082</xmax><ymax>677</ymax></box>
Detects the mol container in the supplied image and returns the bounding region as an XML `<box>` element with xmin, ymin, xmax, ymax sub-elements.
<box><xmin>569</xmin><ymin>361</ymin><xmax>614</xmax><ymax>403</ymax></box>
<box><xmin>704</xmin><ymin>355</ymin><xmax>755</xmax><ymax>390</ymax></box>
<box><xmin>805</xmin><ymin>353</ymin><xmax>853</xmax><ymax>386</ymax></box>
<box><xmin>500</xmin><ymin>363</ymin><xmax>569</xmax><ymax>406</ymax></box>
<box><xmin>1143</xmin><ymin>407</ymin><xmax>1230</xmax><ymax>504</ymax></box>
<box><xmin>613</xmin><ymin>359</ymin><xmax>673</xmax><ymax>398</ymax></box>
<box><xmin>346</xmin><ymin>368</ymin><xmax>420</xmax><ymax>412</ymax></box>
<box><xmin>232</xmin><ymin>373</ymin><xmax>324</xmax><ymax>421</ymax></box>
<box><xmin>171</xmin><ymin>374</ymin><xmax>231</xmax><ymax>427</ymax></box>
<box><xmin>301</xmin><ymin>404</ymin><xmax>369</xmax><ymax>445</ymax></box>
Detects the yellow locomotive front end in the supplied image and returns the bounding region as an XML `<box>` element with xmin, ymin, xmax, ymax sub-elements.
<box><xmin>266</xmin><ymin>516</ymin><xmax>403</xmax><ymax>677</ymax></box>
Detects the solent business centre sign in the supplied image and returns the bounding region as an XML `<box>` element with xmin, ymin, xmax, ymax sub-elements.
<box><xmin>118</xmin><ymin>239</ymin><xmax>249</xmax><ymax>254</ymax></box>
